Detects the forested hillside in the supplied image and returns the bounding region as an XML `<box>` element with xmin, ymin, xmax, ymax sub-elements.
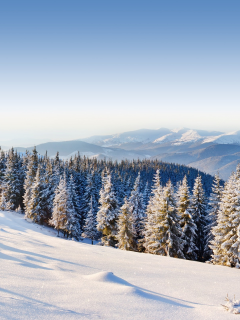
<box><xmin>2</xmin><ymin>147</ymin><xmax>239</xmax><ymax>267</ymax></box>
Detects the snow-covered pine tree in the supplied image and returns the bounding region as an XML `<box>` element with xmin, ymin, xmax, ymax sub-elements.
<box><xmin>210</xmin><ymin>173</ymin><xmax>238</xmax><ymax>267</ymax></box>
<box><xmin>204</xmin><ymin>174</ymin><xmax>223</xmax><ymax>260</ymax></box>
<box><xmin>23</xmin><ymin>147</ymin><xmax>38</xmax><ymax>215</ymax></box>
<box><xmin>191</xmin><ymin>175</ymin><xmax>208</xmax><ymax>261</ymax></box>
<box><xmin>82</xmin><ymin>196</ymin><xmax>98</xmax><ymax>244</ymax></box>
<box><xmin>117</xmin><ymin>197</ymin><xmax>137</xmax><ymax>251</ymax></box>
<box><xmin>81</xmin><ymin>171</ymin><xmax>99</xmax><ymax>227</ymax></box>
<box><xmin>97</xmin><ymin>170</ymin><xmax>119</xmax><ymax>247</ymax></box>
<box><xmin>155</xmin><ymin>181</ymin><xmax>185</xmax><ymax>258</ymax></box>
<box><xmin>1</xmin><ymin>148</ymin><xmax>23</xmax><ymax>211</ymax></box>
<box><xmin>177</xmin><ymin>176</ymin><xmax>198</xmax><ymax>260</ymax></box>
<box><xmin>50</xmin><ymin>173</ymin><xmax>76</xmax><ymax>238</ymax></box>
<box><xmin>144</xmin><ymin>169</ymin><xmax>162</xmax><ymax>254</ymax></box>
<box><xmin>142</xmin><ymin>181</ymin><xmax>150</xmax><ymax>211</ymax></box>
<box><xmin>0</xmin><ymin>149</ymin><xmax>6</xmax><ymax>195</ymax></box>
<box><xmin>67</xmin><ymin>174</ymin><xmax>82</xmax><ymax>239</ymax></box>
<box><xmin>128</xmin><ymin>172</ymin><xmax>145</xmax><ymax>242</ymax></box>
<box><xmin>0</xmin><ymin>187</ymin><xmax>7</xmax><ymax>211</ymax></box>
<box><xmin>27</xmin><ymin>165</ymin><xmax>47</xmax><ymax>223</ymax></box>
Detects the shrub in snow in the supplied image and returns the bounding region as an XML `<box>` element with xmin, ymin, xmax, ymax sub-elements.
<box><xmin>222</xmin><ymin>295</ymin><xmax>240</xmax><ymax>314</ymax></box>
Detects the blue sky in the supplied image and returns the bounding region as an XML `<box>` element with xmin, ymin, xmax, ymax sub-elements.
<box><xmin>0</xmin><ymin>0</ymin><xmax>239</xmax><ymax>141</ymax></box>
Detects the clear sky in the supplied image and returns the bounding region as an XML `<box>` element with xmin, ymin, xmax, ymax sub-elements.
<box><xmin>0</xmin><ymin>0</ymin><xmax>239</xmax><ymax>141</ymax></box>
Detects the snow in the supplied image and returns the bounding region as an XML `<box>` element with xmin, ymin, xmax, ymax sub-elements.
<box><xmin>153</xmin><ymin>129</ymin><xmax>213</xmax><ymax>145</ymax></box>
<box><xmin>153</xmin><ymin>133</ymin><xmax>178</xmax><ymax>144</ymax></box>
<box><xmin>1</xmin><ymin>210</ymin><xmax>240</xmax><ymax>319</ymax></box>
<box><xmin>173</xmin><ymin>130</ymin><xmax>202</xmax><ymax>145</ymax></box>
<box><xmin>222</xmin><ymin>296</ymin><xmax>240</xmax><ymax>314</ymax></box>
<box><xmin>203</xmin><ymin>131</ymin><xmax>240</xmax><ymax>145</ymax></box>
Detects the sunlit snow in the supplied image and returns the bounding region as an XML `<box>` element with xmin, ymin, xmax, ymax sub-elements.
<box><xmin>0</xmin><ymin>211</ymin><xmax>239</xmax><ymax>319</ymax></box>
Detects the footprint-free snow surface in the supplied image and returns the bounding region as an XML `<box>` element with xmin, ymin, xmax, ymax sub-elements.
<box><xmin>0</xmin><ymin>211</ymin><xmax>239</xmax><ymax>319</ymax></box>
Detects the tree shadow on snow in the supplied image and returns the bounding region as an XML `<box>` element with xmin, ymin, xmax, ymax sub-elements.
<box><xmin>0</xmin><ymin>243</ymin><xmax>98</xmax><ymax>270</ymax></box>
<box><xmin>0</xmin><ymin>287</ymin><xmax>99</xmax><ymax>318</ymax></box>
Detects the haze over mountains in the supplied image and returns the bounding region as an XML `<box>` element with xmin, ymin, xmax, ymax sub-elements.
<box><xmin>2</xmin><ymin>128</ymin><xmax>240</xmax><ymax>180</ymax></box>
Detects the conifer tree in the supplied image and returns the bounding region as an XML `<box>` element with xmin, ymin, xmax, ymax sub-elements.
<box><xmin>142</xmin><ymin>181</ymin><xmax>150</xmax><ymax>211</ymax></box>
<box><xmin>155</xmin><ymin>181</ymin><xmax>185</xmax><ymax>258</ymax></box>
<box><xmin>210</xmin><ymin>171</ymin><xmax>240</xmax><ymax>267</ymax></box>
<box><xmin>210</xmin><ymin>175</ymin><xmax>235</xmax><ymax>266</ymax></box>
<box><xmin>1</xmin><ymin>149</ymin><xmax>23</xmax><ymax>210</ymax></box>
<box><xmin>0</xmin><ymin>188</ymin><xmax>7</xmax><ymax>211</ymax></box>
<box><xmin>204</xmin><ymin>174</ymin><xmax>222</xmax><ymax>260</ymax></box>
<box><xmin>144</xmin><ymin>169</ymin><xmax>162</xmax><ymax>254</ymax></box>
<box><xmin>50</xmin><ymin>174</ymin><xmax>77</xmax><ymax>237</ymax></box>
<box><xmin>177</xmin><ymin>176</ymin><xmax>198</xmax><ymax>260</ymax></box>
<box><xmin>68</xmin><ymin>174</ymin><xmax>82</xmax><ymax>239</ymax></box>
<box><xmin>82</xmin><ymin>196</ymin><xmax>98</xmax><ymax>244</ymax></box>
<box><xmin>81</xmin><ymin>171</ymin><xmax>99</xmax><ymax>226</ymax></box>
<box><xmin>117</xmin><ymin>197</ymin><xmax>137</xmax><ymax>251</ymax></box>
<box><xmin>23</xmin><ymin>147</ymin><xmax>38</xmax><ymax>215</ymax></box>
<box><xmin>27</xmin><ymin>165</ymin><xmax>50</xmax><ymax>224</ymax></box>
<box><xmin>191</xmin><ymin>175</ymin><xmax>208</xmax><ymax>261</ymax></box>
<box><xmin>128</xmin><ymin>172</ymin><xmax>145</xmax><ymax>241</ymax></box>
<box><xmin>97</xmin><ymin>170</ymin><xmax>119</xmax><ymax>246</ymax></box>
<box><xmin>0</xmin><ymin>149</ymin><xmax>6</xmax><ymax>195</ymax></box>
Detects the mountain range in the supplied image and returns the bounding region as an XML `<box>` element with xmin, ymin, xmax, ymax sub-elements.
<box><xmin>3</xmin><ymin>128</ymin><xmax>240</xmax><ymax>180</ymax></box>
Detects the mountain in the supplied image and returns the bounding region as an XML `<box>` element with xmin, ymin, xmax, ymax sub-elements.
<box><xmin>80</xmin><ymin>128</ymin><xmax>240</xmax><ymax>180</ymax></box>
<box><xmin>81</xmin><ymin>128</ymin><xmax>173</xmax><ymax>146</ymax></box>
<box><xmin>15</xmin><ymin>140</ymin><xmax>149</xmax><ymax>161</ymax></box>
<box><xmin>5</xmin><ymin>127</ymin><xmax>240</xmax><ymax>180</ymax></box>
<box><xmin>1</xmin><ymin>210</ymin><xmax>238</xmax><ymax>319</ymax></box>
<box><xmin>81</xmin><ymin>128</ymin><xmax>224</xmax><ymax>147</ymax></box>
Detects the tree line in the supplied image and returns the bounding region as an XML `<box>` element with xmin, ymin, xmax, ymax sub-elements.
<box><xmin>1</xmin><ymin>147</ymin><xmax>238</xmax><ymax>267</ymax></box>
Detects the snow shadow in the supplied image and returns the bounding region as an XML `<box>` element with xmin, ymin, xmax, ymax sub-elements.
<box><xmin>0</xmin><ymin>287</ymin><xmax>99</xmax><ymax>319</ymax></box>
<box><xmin>0</xmin><ymin>243</ymin><xmax>98</xmax><ymax>271</ymax></box>
<box><xmin>85</xmin><ymin>272</ymin><xmax>194</xmax><ymax>309</ymax></box>
<box><xmin>0</xmin><ymin>251</ymin><xmax>52</xmax><ymax>270</ymax></box>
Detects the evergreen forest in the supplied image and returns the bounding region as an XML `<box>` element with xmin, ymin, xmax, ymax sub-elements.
<box><xmin>1</xmin><ymin>147</ymin><xmax>239</xmax><ymax>268</ymax></box>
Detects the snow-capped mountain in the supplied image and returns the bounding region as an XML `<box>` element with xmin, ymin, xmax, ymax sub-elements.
<box><xmin>81</xmin><ymin>128</ymin><xmax>172</xmax><ymax>146</ymax></box>
<box><xmin>81</xmin><ymin>128</ymin><xmax>225</xmax><ymax>147</ymax></box>
<box><xmin>203</xmin><ymin>130</ymin><xmax>240</xmax><ymax>145</ymax></box>
<box><xmin>5</xmin><ymin>127</ymin><xmax>240</xmax><ymax>180</ymax></box>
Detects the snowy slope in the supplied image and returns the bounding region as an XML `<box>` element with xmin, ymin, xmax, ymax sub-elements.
<box><xmin>203</xmin><ymin>131</ymin><xmax>240</xmax><ymax>145</ymax></box>
<box><xmin>1</xmin><ymin>211</ymin><xmax>239</xmax><ymax>320</ymax></box>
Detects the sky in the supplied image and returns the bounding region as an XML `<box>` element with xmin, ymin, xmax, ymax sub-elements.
<box><xmin>0</xmin><ymin>0</ymin><xmax>239</xmax><ymax>142</ymax></box>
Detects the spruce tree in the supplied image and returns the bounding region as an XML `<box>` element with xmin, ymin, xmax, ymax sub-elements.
<box><xmin>117</xmin><ymin>197</ymin><xmax>137</xmax><ymax>251</ymax></box>
<box><xmin>210</xmin><ymin>174</ymin><xmax>238</xmax><ymax>266</ymax></box>
<box><xmin>1</xmin><ymin>149</ymin><xmax>23</xmax><ymax>210</ymax></box>
<box><xmin>144</xmin><ymin>170</ymin><xmax>162</xmax><ymax>253</ymax></box>
<box><xmin>68</xmin><ymin>174</ymin><xmax>82</xmax><ymax>239</ymax></box>
<box><xmin>23</xmin><ymin>147</ymin><xmax>38</xmax><ymax>215</ymax></box>
<box><xmin>204</xmin><ymin>174</ymin><xmax>222</xmax><ymax>260</ymax></box>
<box><xmin>0</xmin><ymin>149</ymin><xmax>6</xmax><ymax>195</ymax></box>
<box><xmin>191</xmin><ymin>175</ymin><xmax>208</xmax><ymax>261</ymax></box>
<box><xmin>154</xmin><ymin>181</ymin><xmax>185</xmax><ymax>258</ymax></box>
<box><xmin>128</xmin><ymin>172</ymin><xmax>145</xmax><ymax>241</ymax></box>
<box><xmin>97</xmin><ymin>170</ymin><xmax>119</xmax><ymax>247</ymax></box>
<box><xmin>82</xmin><ymin>196</ymin><xmax>98</xmax><ymax>244</ymax></box>
<box><xmin>27</xmin><ymin>165</ymin><xmax>50</xmax><ymax>224</ymax></box>
<box><xmin>177</xmin><ymin>176</ymin><xmax>198</xmax><ymax>260</ymax></box>
<box><xmin>50</xmin><ymin>174</ymin><xmax>76</xmax><ymax>238</ymax></box>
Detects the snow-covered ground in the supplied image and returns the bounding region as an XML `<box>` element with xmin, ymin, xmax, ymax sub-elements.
<box><xmin>1</xmin><ymin>211</ymin><xmax>239</xmax><ymax>320</ymax></box>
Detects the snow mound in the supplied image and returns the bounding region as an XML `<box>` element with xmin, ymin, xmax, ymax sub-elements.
<box><xmin>85</xmin><ymin>272</ymin><xmax>149</xmax><ymax>297</ymax></box>
<box><xmin>84</xmin><ymin>271</ymin><xmax>130</xmax><ymax>286</ymax></box>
